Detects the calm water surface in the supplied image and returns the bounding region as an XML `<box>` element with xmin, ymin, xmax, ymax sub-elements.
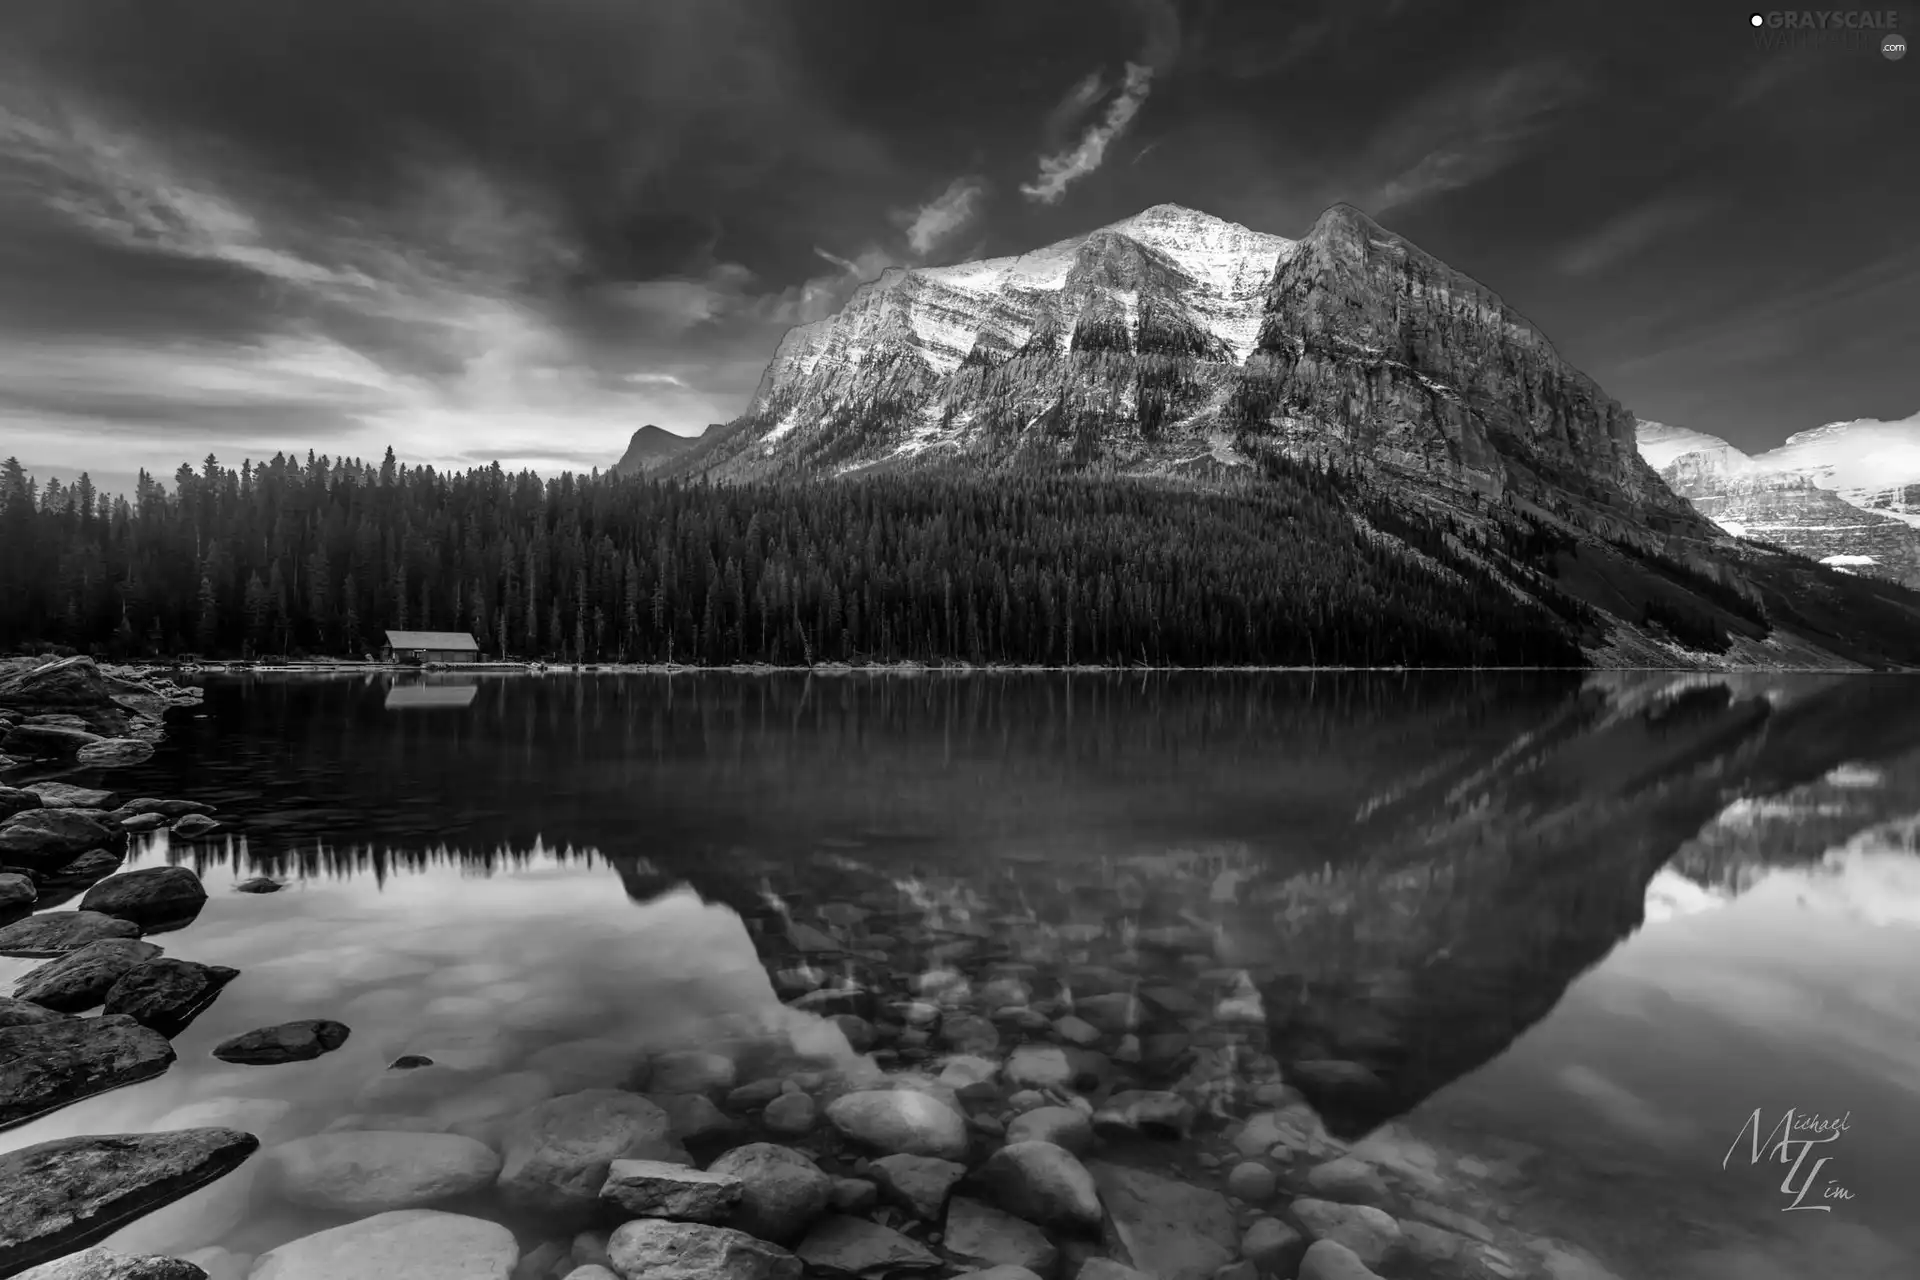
<box><xmin>5</xmin><ymin>670</ymin><xmax>1920</xmax><ymax>1280</ymax></box>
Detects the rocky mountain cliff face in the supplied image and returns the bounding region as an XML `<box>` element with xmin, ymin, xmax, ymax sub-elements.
<box><xmin>1637</xmin><ymin>418</ymin><xmax>1920</xmax><ymax>587</ymax></box>
<box><xmin>670</xmin><ymin>203</ymin><xmax>1704</xmax><ymax>541</ymax></box>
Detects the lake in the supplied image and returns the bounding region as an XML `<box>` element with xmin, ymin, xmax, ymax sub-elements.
<box><xmin>4</xmin><ymin>669</ymin><xmax>1919</xmax><ymax>1280</ymax></box>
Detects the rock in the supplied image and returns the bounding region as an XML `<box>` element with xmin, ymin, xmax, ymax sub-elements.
<box><xmin>14</xmin><ymin>939</ymin><xmax>162</xmax><ymax>1012</ymax></box>
<box><xmin>1091</xmin><ymin>1091</ymin><xmax>1195</xmax><ymax>1141</ymax></box>
<box><xmin>495</xmin><ymin>1089</ymin><xmax>678</xmax><ymax>1222</ymax></box>
<box><xmin>1004</xmin><ymin>1045</ymin><xmax>1105</xmax><ymax>1094</ymax></box>
<box><xmin>232</xmin><ymin>877</ymin><xmax>282</xmax><ymax>894</ymax></box>
<box><xmin>956</xmin><ymin>1269</ymin><xmax>1045</xmax><ymax>1280</ymax></box>
<box><xmin>650</xmin><ymin>1051</ymin><xmax>737</xmax><ymax>1097</ymax></box>
<box><xmin>1087</xmin><ymin>1163</ymin><xmax>1238</xmax><ymax>1280</ymax></box>
<box><xmin>0</xmin><ymin>995</ymin><xmax>65</xmax><ymax>1029</ymax></box>
<box><xmin>608</xmin><ymin>1220</ymin><xmax>801</xmax><ymax>1280</ymax></box>
<box><xmin>0</xmin><ymin>1014</ymin><xmax>174</xmax><ymax>1128</ymax></box>
<box><xmin>705</xmin><ymin>1143</ymin><xmax>832</xmax><ymax>1244</ymax></box>
<box><xmin>0</xmin><ymin>657</ymin><xmax>118</xmax><ymax>715</ymax></box>
<box><xmin>77</xmin><ymin>739</ymin><xmax>156</xmax><ymax>768</ymax></box>
<box><xmin>938</xmin><ymin>1014</ymin><xmax>1001</xmax><ymax>1055</ymax></box>
<box><xmin>115</xmin><ymin>800</ymin><xmax>214</xmax><ymax>819</ymax></box>
<box><xmin>36</xmin><ymin>850</ymin><xmax>125</xmax><ymax>892</ymax></box>
<box><xmin>524</xmin><ymin>1038</ymin><xmax>647</xmax><ymax>1094</ymax></box>
<box><xmin>263</xmin><ymin>1131</ymin><xmax>502</xmax><ymax>1214</ymax></box>
<box><xmin>1402</xmin><ymin>1201</ymin><xmax>1495</xmax><ymax>1244</ymax></box>
<box><xmin>1286</xmin><ymin>1201</ymin><xmax>1400</xmax><ymax>1269</ymax></box>
<box><xmin>102</xmin><ymin>959</ymin><xmax>237</xmax><ymax>1036</ymax></box>
<box><xmin>867</xmin><ymin>1154</ymin><xmax>966</xmax><ymax>1221</ymax></box>
<box><xmin>0</xmin><ymin>787</ymin><xmax>44</xmax><ymax>820</ymax></box>
<box><xmin>4</xmin><ymin>726</ymin><xmax>105</xmax><ymax>759</ymax></box>
<box><xmin>981</xmin><ymin>1141</ymin><xmax>1102</xmax><ymax>1232</ymax></box>
<box><xmin>1232</xmin><ymin>1105</ymin><xmax>1337</xmax><ymax>1161</ymax></box>
<box><xmin>80</xmin><ymin>868</ymin><xmax>208</xmax><ymax>928</ymax></box>
<box><xmin>1394</xmin><ymin>1222</ymin><xmax>1469</xmax><ymax>1273</ymax></box>
<box><xmin>210</xmin><ymin>1020</ymin><xmax>349</xmax><ymax>1064</ymax></box>
<box><xmin>248</xmin><ymin>1210</ymin><xmax>518</xmax><ymax>1280</ymax></box>
<box><xmin>761</xmin><ymin>1092</ymin><xmax>815</xmax><ymax>1136</ymax></box>
<box><xmin>1296</xmin><ymin>1240</ymin><xmax>1382</xmax><ymax>1280</ymax></box>
<box><xmin>1288</xmin><ymin>1061</ymin><xmax>1387</xmax><ymax>1105</ymax></box>
<box><xmin>793</xmin><ymin>1216</ymin><xmax>940</xmax><ymax>1276</ymax></box>
<box><xmin>25</xmin><ymin>784</ymin><xmax>115</xmax><ymax>809</ymax></box>
<box><xmin>512</xmin><ymin>1240</ymin><xmax>568</xmax><ymax>1280</ymax></box>
<box><xmin>1224</xmin><ymin>1162</ymin><xmax>1276</xmax><ymax>1203</ymax></box>
<box><xmin>829</xmin><ymin>1177</ymin><xmax>876</xmax><ymax>1212</ymax></box>
<box><xmin>11</xmin><ymin>1246</ymin><xmax>207</xmax><ymax>1279</ymax></box>
<box><xmin>167</xmin><ymin>815</ymin><xmax>220</xmax><ymax>839</ymax></box>
<box><xmin>0</xmin><ymin>1128</ymin><xmax>258</xmax><ymax>1276</ymax></box>
<box><xmin>725</xmin><ymin>1078</ymin><xmax>789</xmax><ymax>1111</ymax></box>
<box><xmin>1005</xmin><ymin>1107</ymin><xmax>1094</xmax><ymax>1154</ymax></box>
<box><xmin>562</xmin><ymin>1268</ymin><xmax>618</xmax><ymax>1280</ymax></box>
<box><xmin>0</xmin><ymin>871</ymin><xmax>34</xmax><ymax>913</ymax></box>
<box><xmin>824</xmin><ymin>1089</ymin><xmax>969</xmax><ymax>1160</ymax></box>
<box><xmin>0</xmin><ymin>811</ymin><xmax>117</xmax><ymax>871</ymax></box>
<box><xmin>830</xmin><ymin>1014</ymin><xmax>875</xmax><ymax>1051</ymax></box>
<box><xmin>1076</xmin><ymin>1263</ymin><xmax>1149</xmax><ymax>1280</ymax></box>
<box><xmin>1073</xmin><ymin>993</ymin><xmax>1142</xmax><ymax>1034</ymax></box>
<box><xmin>1302</xmin><ymin>1158</ymin><xmax>1393</xmax><ymax>1209</ymax></box>
<box><xmin>1052</xmin><ymin>1016</ymin><xmax>1102</xmax><ymax>1047</ymax></box>
<box><xmin>944</xmin><ymin>1198</ymin><xmax>1057</xmax><ymax>1276</ymax></box>
<box><xmin>654</xmin><ymin>1092</ymin><xmax>737</xmax><ymax>1144</ymax></box>
<box><xmin>599</xmin><ymin>1159</ymin><xmax>743</xmax><ymax>1223</ymax></box>
<box><xmin>436</xmin><ymin>1071</ymin><xmax>559</xmax><ymax>1144</ymax></box>
<box><xmin>119</xmin><ymin>815</ymin><xmax>169</xmax><ymax>833</ymax></box>
<box><xmin>1240</xmin><ymin>1218</ymin><xmax>1306</xmax><ymax>1273</ymax></box>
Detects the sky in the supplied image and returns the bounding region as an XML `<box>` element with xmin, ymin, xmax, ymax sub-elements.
<box><xmin>1</xmin><ymin>0</ymin><xmax>1915</xmax><ymax>494</ymax></box>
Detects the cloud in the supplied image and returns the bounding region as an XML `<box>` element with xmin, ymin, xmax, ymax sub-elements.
<box><xmin>1362</xmin><ymin>61</ymin><xmax>1587</xmax><ymax>214</ymax></box>
<box><xmin>1557</xmin><ymin>194</ymin><xmax>1718</xmax><ymax>276</ymax></box>
<box><xmin>1021</xmin><ymin>62</ymin><xmax>1157</xmax><ymax>205</ymax></box>
<box><xmin>900</xmin><ymin>176</ymin><xmax>985</xmax><ymax>256</ymax></box>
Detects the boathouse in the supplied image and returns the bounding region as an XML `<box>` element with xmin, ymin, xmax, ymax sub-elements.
<box><xmin>383</xmin><ymin>630</ymin><xmax>480</xmax><ymax>665</ymax></box>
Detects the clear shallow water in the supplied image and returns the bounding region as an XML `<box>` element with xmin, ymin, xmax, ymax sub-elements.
<box><xmin>3</xmin><ymin>670</ymin><xmax>1919</xmax><ymax>1280</ymax></box>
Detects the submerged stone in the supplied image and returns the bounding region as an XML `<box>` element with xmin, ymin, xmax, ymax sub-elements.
<box><xmin>211</xmin><ymin>1020</ymin><xmax>349</xmax><ymax>1065</ymax></box>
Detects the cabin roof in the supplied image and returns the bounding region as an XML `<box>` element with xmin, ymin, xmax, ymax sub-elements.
<box><xmin>384</xmin><ymin>630</ymin><xmax>479</xmax><ymax>650</ymax></box>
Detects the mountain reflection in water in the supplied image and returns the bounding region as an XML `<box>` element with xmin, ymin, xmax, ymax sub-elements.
<box><xmin>14</xmin><ymin>669</ymin><xmax>1920</xmax><ymax>1279</ymax></box>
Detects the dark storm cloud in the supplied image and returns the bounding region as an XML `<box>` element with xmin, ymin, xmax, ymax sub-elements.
<box><xmin>0</xmin><ymin>0</ymin><xmax>1913</xmax><ymax>479</ymax></box>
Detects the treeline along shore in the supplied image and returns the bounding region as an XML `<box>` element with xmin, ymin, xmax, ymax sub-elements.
<box><xmin>0</xmin><ymin>453</ymin><xmax>1586</xmax><ymax>670</ymax></box>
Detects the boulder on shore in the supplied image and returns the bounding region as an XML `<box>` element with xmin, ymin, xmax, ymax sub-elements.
<box><xmin>263</xmin><ymin>1131</ymin><xmax>503</xmax><ymax>1215</ymax></box>
<box><xmin>11</xmin><ymin>1245</ymin><xmax>209</xmax><ymax>1279</ymax></box>
<box><xmin>211</xmin><ymin>1020</ymin><xmax>349</xmax><ymax>1065</ymax></box>
<box><xmin>704</xmin><ymin>1143</ymin><xmax>832</xmax><ymax>1244</ymax></box>
<box><xmin>22</xmin><ymin>784</ymin><xmax>114</xmax><ymax>810</ymax></box>
<box><xmin>607</xmin><ymin>1220</ymin><xmax>801</xmax><ymax>1280</ymax></box>
<box><xmin>598</xmin><ymin>1159</ymin><xmax>743</xmax><ymax>1223</ymax></box>
<box><xmin>247</xmin><ymin>1209</ymin><xmax>517</xmax><ymax>1280</ymax></box>
<box><xmin>0</xmin><ymin>811</ymin><xmax>118</xmax><ymax>871</ymax></box>
<box><xmin>823</xmin><ymin>1090</ymin><xmax>970</xmax><ymax>1160</ymax></box>
<box><xmin>0</xmin><ymin>995</ymin><xmax>66</xmax><ymax>1030</ymax></box>
<box><xmin>102</xmin><ymin>959</ymin><xmax>239</xmax><ymax>1036</ymax></box>
<box><xmin>0</xmin><ymin>1128</ymin><xmax>258</xmax><ymax>1276</ymax></box>
<box><xmin>494</xmin><ymin>1089</ymin><xmax>678</xmax><ymax>1222</ymax></box>
<box><xmin>80</xmin><ymin>867</ymin><xmax>209</xmax><ymax>929</ymax></box>
<box><xmin>0</xmin><ymin>787</ymin><xmax>43</xmax><ymax>821</ymax></box>
<box><xmin>14</xmin><ymin>939</ymin><xmax>163</xmax><ymax>1012</ymax></box>
<box><xmin>0</xmin><ymin>1015</ymin><xmax>176</xmax><ymax>1130</ymax></box>
<box><xmin>0</xmin><ymin>910</ymin><xmax>141</xmax><ymax>957</ymax></box>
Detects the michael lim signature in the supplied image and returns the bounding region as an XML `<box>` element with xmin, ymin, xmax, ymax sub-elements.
<box><xmin>1722</xmin><ymin>1108</ymin><xmax>1856</xmax><ymax>1211</ymax></box>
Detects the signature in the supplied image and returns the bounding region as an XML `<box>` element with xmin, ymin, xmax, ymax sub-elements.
<box><xmin>1722</xmin><ymin>1108</ymin><xmax>1857</xmax><ymax>1211</ymax></box>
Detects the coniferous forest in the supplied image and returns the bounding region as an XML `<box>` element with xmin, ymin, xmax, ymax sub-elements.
<box><xmin>0</xmin><ymin>450</ymin><xmax>1588</xmax><ymax>667</ymax></box>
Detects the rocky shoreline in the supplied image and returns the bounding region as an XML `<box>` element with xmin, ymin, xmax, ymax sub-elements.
<box><xmin>0</xmin><ymin>654</ymin><xmax>1622</xmax><ymax>1280</ymax></box>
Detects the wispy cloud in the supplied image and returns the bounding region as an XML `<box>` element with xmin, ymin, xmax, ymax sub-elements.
<box><xmin>1557</xmin><ymin>193</ymin><xmax>1718</xmax><ymax>276</ymax></box>
<box><xmin>0</xmin><ymin>85</ymin><xmax>735</xmax><ymax>473</ymax></box>
<box><xmin>1362</xmin><ymin>61</ymin><xmax>1586</xmax><ymax>214</ymax></box>
<box><xmin>899</xmin><ymin>176</ymin><xmax>985</xmax><ymax>256</ymax></box>
<box><xmin>1020</xmin><ymin>62</ymin><xmax>1156</xmax><ymax>205</ymax></box>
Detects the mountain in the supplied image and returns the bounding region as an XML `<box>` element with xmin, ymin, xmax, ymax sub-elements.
<box><xmin>671</xmin><ymin>203</ymin><xmax>1694</xmax><ymax>537</ymax></box>
<box><xmin>610</xmin><ymin>424</ymin><xmax>704</xmax><ymax>474</ymax></box>
<box><xmin>665</xmin><ymin>202</ymin><xmax>1920</xmax><ymax>670</ymax></box>
<box><xmin>1636</xmin><ymin>416</ymin><xmax>1920</xmax><ymax>586</ymax></box>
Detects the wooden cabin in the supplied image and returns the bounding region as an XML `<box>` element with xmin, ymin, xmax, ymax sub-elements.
<box><xmin>383</xmin><ymin>630</ymin><xmax>480</xmax><ymax>665</ymax></box>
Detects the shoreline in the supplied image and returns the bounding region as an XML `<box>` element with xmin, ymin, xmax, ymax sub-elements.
<box><xmin>142</xmin><ymin>660</ymin><xmax>1903</xmax><ymax>676</ymax></box>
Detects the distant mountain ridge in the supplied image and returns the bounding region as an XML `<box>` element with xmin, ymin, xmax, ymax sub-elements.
<box><xmin>1636</xmin><ymin>415</ymin><xmax>1920</xmax><ymax>587</ymax></box>
<box><xmin>653</xmin><ymin>201</ymin><xmax>1920</xmax><ymax>670</ymax></box>
<box><xmin>610</xmin><ymin>424</ymin><xmax>704</xmax><ymax>475</ymax></box>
